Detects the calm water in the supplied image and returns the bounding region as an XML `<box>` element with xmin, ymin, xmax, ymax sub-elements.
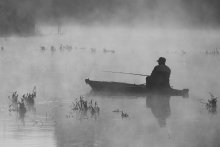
<box><xmin>0</xmin><ymin>27</ymin><xmax>220</xmax><ymax>147</ymax></box>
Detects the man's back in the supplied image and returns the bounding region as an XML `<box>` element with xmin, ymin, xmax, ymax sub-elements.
<box><xmin>149</xmin><ymin>64</ymin><xmax>171</xmax><ymax>89</ymax></box>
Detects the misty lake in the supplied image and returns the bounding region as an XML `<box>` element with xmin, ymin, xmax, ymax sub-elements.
<box><xmin>0</xmin><ymin>27</ymin><xmax>220</xmax><ymax>147</ymax></box>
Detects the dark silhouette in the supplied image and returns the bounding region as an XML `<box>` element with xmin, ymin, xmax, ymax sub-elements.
<box><xmin>41</xmin><ymin>46</ymin><xmax>46</xmax><ymax>51</ymax></box>
<box><xmin>22</xmin><ymin>86</ymin><xmax>36</xmax><ymax>112</ymax></box>
<box><xmin>8</xmin><ymin>91</ymin><xmax>19</xmax><ymax>111</ymax></box>
<box><xmin>91</xmin><ymin>48</ymin><xmax>96</xmax><ymax>53</ymax></box>
<box><xmin>51</xmin><ymin>46</ymin><xmax>56</xmax><ymax>52</ymax></box>
<box><xmin>121</xmin><ymin>111</ymin><xmax>129</xmax><ymax>118</ymax></box>
<box><xmin>103</xmin><ymin>48</ymin><xmax>115</xmax><ymax>54</ymax></box>
<box><xmin>85</xmin><ymin>78</ymin><xmax>188</xmax><ymax>97</ymax></box>
<box><xmin>8</xmin><ymin>87</ymin><xmax>36</xmax><ymax>112</ymax></box>
<box><xmin>206</xmin><ymin>92</ymin><xmax>217</xmax><ymax>114</ymax></box>
<box><xmin>146</xmin><ymin>94</ymin><xmax>171</xmax><ymax>127</ymax></box>
<box><xmin>146</xmin><ymin>57</ymin><xmax>171</xmax><ymax>89</ymax></box>
<box><xmin>67</xmin><ymin>97</ymin><xmax>100</xmax><ymax>120</ymax></box>
<box><xmin>18</xmin><ymin>98</ymin><xmax>27</xmax><ymax>125</ymax></box>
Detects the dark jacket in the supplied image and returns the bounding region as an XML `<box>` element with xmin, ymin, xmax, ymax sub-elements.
<box><xmin>147</xmin><ymin>64</ymin><xmax>171</xmax><ymax>89</ymax></box>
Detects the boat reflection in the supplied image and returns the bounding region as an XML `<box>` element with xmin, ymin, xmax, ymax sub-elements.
<box><xmin>146</xmin><ymin>94</ymin><xmax>171</xmax><ymax>127</ymax></box>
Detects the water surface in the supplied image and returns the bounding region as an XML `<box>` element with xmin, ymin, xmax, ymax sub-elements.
<box><xmin>0</xmin><ymin>27</ymin><xmax>220</xmax><ymax>147</ymax></box>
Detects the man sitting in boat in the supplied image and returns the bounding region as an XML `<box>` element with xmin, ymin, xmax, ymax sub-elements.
<box><xmin>146</xmin><ymin>57</ymin><xmax>171</xmax><ymax>89</ymax></box>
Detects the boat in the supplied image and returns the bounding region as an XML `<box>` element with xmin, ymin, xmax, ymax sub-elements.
<box><xmin>85</xmin><ymin>79</ymin><xmax>189</xmax><ymax>97</ymax></box>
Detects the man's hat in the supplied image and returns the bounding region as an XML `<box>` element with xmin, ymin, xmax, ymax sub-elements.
<box><xmin>157</xmin><ymin>57</ymin><xmax>166</xmax><ymax>63</ymax></box>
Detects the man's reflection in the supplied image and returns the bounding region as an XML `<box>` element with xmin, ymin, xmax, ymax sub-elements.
<box><xmin>146</xmin><ymin>94</ymin><xmax>171</xmax><ymax>127</ymax></box>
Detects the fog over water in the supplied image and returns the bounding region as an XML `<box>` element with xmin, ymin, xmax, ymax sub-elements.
<box><xmin>1</xmin><ymin>0</ymin><xmax>220</xmax><ymax>147</ymax></box>
<box><xmin>0</xmin><ymin>26</ymin><xmax>220</xmax><ymax>147</ymax></box>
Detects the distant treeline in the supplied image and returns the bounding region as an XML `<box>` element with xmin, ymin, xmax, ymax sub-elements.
<box><xmin>0</xmin><ymin>0</ymin><xmax>36</xmax><ymax>36</ymax></box>
<box><xmin>1</xmin><ymin>0</ymin><xmax>220</xmax><ymax>36</ymax></box>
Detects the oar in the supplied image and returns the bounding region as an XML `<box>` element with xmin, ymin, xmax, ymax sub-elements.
<box><xmin>103</xmin><ymin>70</ymin><xmax>149</xmax><ymax>77</ymax></box>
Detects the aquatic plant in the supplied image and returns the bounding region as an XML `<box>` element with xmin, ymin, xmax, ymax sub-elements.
<box><xmin>40</xmin><ymin>46</ymin><xmax>46</xmax><ymax>51</ymax></box>
<box><xmin>91</xmin><ymin>48</ymin><xmax>96</xmax><ymax>53</ymax></box>
<box><xmin>103</xmin><ymin>48</ymin><xmax>115</xmax><ymax>54</ymax></box>
<box><xmin>206</xmin><ymin>92</ymin><xmax>217</xmax><ymax>114</ymax></box>
<box><xmin>8</xmin><ymin>91</ymin><xmax>19</xmax><ymax>112</ymax></box>
<box><xmin>121</xmin><ymin>111</ymin><xmax>129</xmax><ymax>118</ymax></box>
<box><xmin>205</xmin><ymin>48</ymin><xmax>220</xmax><ymax>55</ymax></box>
<box><xmin>67</xmin><ymin>96</ymin><xmax>100</xmax><ymax>120</ymax></box>
<box><xmin>112</xmin><ymin>109</ymin><xmax>120</xmax><ymax>113</ymax></box>
<box><xmin>112</xmin><ymin>109</ymin><xmax>129</xmax><ymax>118</ymax></box>
<box><xmin>8</xmin><ymin>86</ymin><xmax>36</xmax><ymax>112</ymax></box>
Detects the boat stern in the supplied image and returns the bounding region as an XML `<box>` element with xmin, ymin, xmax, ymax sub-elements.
<box><xmin>182</xmin><ymin>89</ymin><xmax>189</xmax><ymax>98</ymax></box>
<box><xmin>85</xmin><ymin>78</ymin><xmax>90</xmax><ymax>84</ymax></box>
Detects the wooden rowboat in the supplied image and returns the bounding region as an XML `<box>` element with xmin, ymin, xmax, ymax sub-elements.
<box><xmin>85</xmin><ymin>79</ymin><xmax>189</xmax><ymax>97</ymax></box>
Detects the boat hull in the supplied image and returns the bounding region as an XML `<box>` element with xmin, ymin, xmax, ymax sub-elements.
<box><xmin>85</xmin><ymin>79</ymin><xmax>189</xmax><ymax>97</ymax></box>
